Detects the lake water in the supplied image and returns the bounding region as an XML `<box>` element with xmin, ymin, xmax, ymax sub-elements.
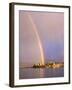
<box><xmin>19</xmin><ymin>67</ymin><xmax>64</xmax><ymax>79</ymax></box>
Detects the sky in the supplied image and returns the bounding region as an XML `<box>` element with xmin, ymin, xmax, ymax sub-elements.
<box><xmin>19</xmin><ymin>10</ymin><xmax>64</xmax><ymax>67</ymax></box>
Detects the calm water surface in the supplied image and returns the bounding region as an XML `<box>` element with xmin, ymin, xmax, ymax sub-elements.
<box><xmin>19</xmin><ymin>67</ymin><xmax>64</xmax><ymax>79</ymax></box>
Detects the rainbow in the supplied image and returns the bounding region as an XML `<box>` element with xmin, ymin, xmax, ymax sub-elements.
<box><xmin>27</xmin><ymin>14</ymin><xmax>45</xmax><ymax>65</ymax></box>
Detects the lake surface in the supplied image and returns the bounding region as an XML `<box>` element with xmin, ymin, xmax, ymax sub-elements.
<box><xmin>19</xmin><ymin>67</ymin><xmax>64</xmax><ymax>79</ymax></box>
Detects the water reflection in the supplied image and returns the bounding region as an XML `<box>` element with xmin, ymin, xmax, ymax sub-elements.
<box><xmin>39</xmin><ymin>68</ymin><xmax>44</xmax><ymax>78</ymax></box>
<box><xmin>19</xmin><ymin>67</ymin><xmax>64</xmax><ymax>79</ymax></box>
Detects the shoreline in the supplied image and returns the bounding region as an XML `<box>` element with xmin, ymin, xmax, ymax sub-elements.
<box><xmin>20</xmin><ymin>62</ymin><xmax>64</xmax><ymax>69</ymax></box>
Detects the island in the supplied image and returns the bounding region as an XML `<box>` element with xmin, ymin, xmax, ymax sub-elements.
<box><xmin>33</xmin><ymin>62</ymin><xmax>64</xmax><ymax>68</ymax></box>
